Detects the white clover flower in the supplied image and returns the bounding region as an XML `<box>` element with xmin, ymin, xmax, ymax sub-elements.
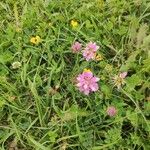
<box><xmin>12</xmin><ymin>61</ymin><xmax>21</xmax><ymax>69</ymax></box>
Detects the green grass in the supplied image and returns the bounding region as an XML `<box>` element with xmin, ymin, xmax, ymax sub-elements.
<box><xmin>0</xmin><ymin>0</ymin><xmax>150</xmax><ymax>149</ymax></box>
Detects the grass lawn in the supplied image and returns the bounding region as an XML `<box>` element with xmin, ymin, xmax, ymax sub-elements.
<box><xmin>0</xmin><ymin>0</ymin><xmax>150</xmax><ymax>149</ymax></box>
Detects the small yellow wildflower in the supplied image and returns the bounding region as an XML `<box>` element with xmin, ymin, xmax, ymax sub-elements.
<box><xmin>70</xmin><ymin>20</ymin><xmax>78</xmax><ymax>28</ymax></box>
<box><xmin>30</xmin><ymin>36</ymin><xmax>41</xmax><ymax>45</ymax></box>
<box><xmin>84</xmin><ymin>69</ymin><xmax>91</xmax><ymax>73</ymax></box>
<box><xmin>95</xmin><ymin>54</ymin><xmax>103</xmax><ymax>61</ymax></box>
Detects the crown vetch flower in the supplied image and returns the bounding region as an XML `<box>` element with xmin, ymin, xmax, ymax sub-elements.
<box><xmin>71</xmin><ymin>42</ymin><xmax>82</xmax><ymax>53</ymax></box>
<box><xmin>107</xmin><ymin>106</ymin><xmax>117</xmax><ymax>117</ymax></box>
<box><xmin>76</xmin><ymin>69</ymin><xmax>100</xmax><ymax>95</ymax></box>
<box><xmin>82</xmin><ymin>42</ymin><xmax>99</xmax><ymax>61</ymax></box>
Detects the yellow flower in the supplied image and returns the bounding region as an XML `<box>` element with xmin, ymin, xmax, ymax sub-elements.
<box><xmin>95</xmin><ymin>54</ymin><xmax>103</xmax><ymax>61</ymax></box>
<box><xmin>30</xmin><ymin>36</ymin><xmax>41</xmax><ymax>45</ymax></box>
<box><xmin>70</xmin><ymin>20</ymin><xmax>78</xmax><ymax>28</ymax></box>
<box><xmin>84</xmin><ymin>69</ymin><xmax>91</xmax><ymax>73</ymax></box>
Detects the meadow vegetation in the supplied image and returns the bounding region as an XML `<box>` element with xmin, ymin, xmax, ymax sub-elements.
<box><xmin>0</xmin><ymin>0</ymin><xmax>150</xmax><ymax>149</ymax></box>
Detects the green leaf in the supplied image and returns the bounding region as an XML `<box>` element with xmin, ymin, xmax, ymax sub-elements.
<box><xmin>120</xmin><ymin>50</ymin><xmax>140</xmax><ymax>71</ymax></box>
<box><xmin>101</xmin><ymin>84</ymin><xmax>112</xmax><ymax>99</ymax></box>
<box><xmin>130</xmin><ymin>133</ymin><xmax>141</xmax><ymax>145</ymax></box>
<box><xmin>136</xmin><ymin>24</ymin><xmax>148</xmax><ymax>48</ymax></box>
<box><xmin>28</xmin><ymin>79</ymin><xmax>43</xmax><ymax>126</ymax></box>
<box><xmin>82</xmin><ymin>130</ymin><xmax>93</xmax><ymax>149</ymax></box>
<box><xmin>126</xmin><ymin>110</ymin><xmax>138</xmax><ymax>127</ymax></box>
<box><xmin>0</xmin><ymin>98</ymin><xmax>5</xmax><ymax>107</ymax></box>
<box><xmin>142</xmin><ymin>34</ymin><xmax>150</xmax><ymax>50</ymax></box>
<box><xmin>126</xmin><ymin>74</ymin><xmax>142</xmax><ymax>92</ymax></box>
<box><xmin>144</xmin><ymin>102</ymin><xmax>150</xmax><ymax>115</ymax></box>
<box><xmin>48</xmin><ymin>131</ymin><xmax>58</xmax><ymax>143</ymax></box>
<box><xmin>60</xmin><ymin>104</ymin><xmax>88</xmax><ymax>121</ymax></box>
<box><xmin>106</xmin><ymin>21</ymin><xmax>113</xmax><ymax>31</ymax></box>
<box><xmin>135</xmin><ymin>92</ymin><xmax>144</xmax><ymax>101</ymax></box>
<box><xmin>28</xmin><ymin>135</ymin><xmax>49</xmax><ymax>150</ymax></box>
<box><xmin>142</xmin><ymin>58</ymin><xmax>150</xmax><ymax>72</ymax></box>
<box><xmin>85</xmin><ymin>20</ymin><xmax>93</xmax><ymax>28</ymax></box>
<box><xmin>0</xmin><ymin>52</ymin><xmax>13</xmax><ymax>64</ymax></box>
<box><xmin>104</xmin><ymin>127</ymin><xmax>121</xmax><ymax>144</ymax></box>
<box><xmin>117</xmin><ymin>25</ymin><xmax>127</xmax><ymax>35</ymax></box>
<box><xmin>0</xmin><ymin>65</ymin><xmax>9</xmax><ymax>75</ymax></box>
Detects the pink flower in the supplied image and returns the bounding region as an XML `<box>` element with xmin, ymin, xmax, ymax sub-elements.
<box><xmin>71</xmin><ymin>42</ymin><xmax>82</xmax><ymax>53</ymax></box>
<box><xmin>106</xmin><ymin>106</ymin><xmax>117</xmax><ymax>117</ymax></box>
<box><xmin>76</xmin><ymin>69</ymin><xmax>100</xmax><ymax>95</ymax></box>
<box><xmin>82</xmin><ymin>42</ymin><xmax>100</xmax><ymax>61</ymax></box>
<box><xmin>119</xmin><ymin>72</ymin><xmax>127</xmax><ymax>79</ymax></box>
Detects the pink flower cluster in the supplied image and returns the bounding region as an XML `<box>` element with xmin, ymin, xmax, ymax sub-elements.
<box><xmin>71</xmin><ymin>41</ymin><xmax>100</xmax><ymax>95</ymax></box>
<box><xmin>106</xmin><ymin>106</ymin><xmax>117</xmax><ymax>117</ymax></box>
<box><xmin>71</xmin><ymin>42</ymin><xmax>82</xmax><ymax>53</ymax></box>
<box><xmin>83</xmin><ymin>42</ymin><xmax>99</xmax><ymax>61</ymax></box>
<box><xmin>76</xmin><ymin>70</ymin><xmax>100</xmax><ymax>95</ymax></box>
<box><xmin>71</xmin><ymin>41</ymin><xmax>100</xmax><ymax>61</ymax></box>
